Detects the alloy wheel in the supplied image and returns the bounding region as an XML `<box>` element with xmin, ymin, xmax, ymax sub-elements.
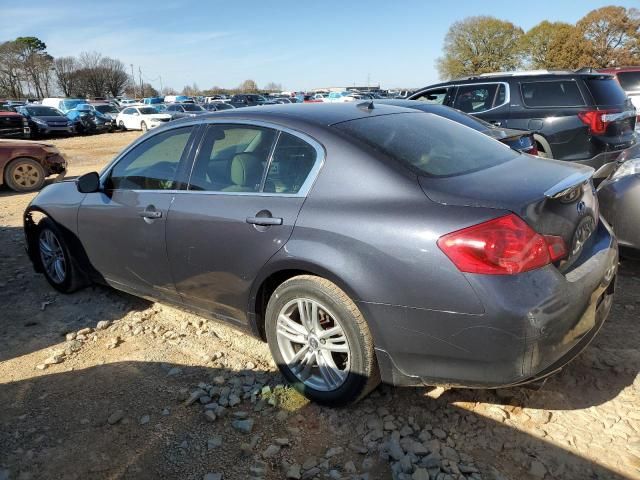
<box><xmin>39</xmin><ymin>229</ymin><xmax>66</xmax><ymax>284</ymax></box>
<box><xmin>276</xmin><ymin>298</ymin><xmax>350</xmax><ymax>391</ymax></box>
<box><xmin>12</xmin><ymin>163</ymin><xmax>41</xmax><ymax>189</ymax></box>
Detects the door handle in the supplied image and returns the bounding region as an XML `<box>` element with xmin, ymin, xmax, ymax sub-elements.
<box><xmin>139</xmin><ymin>210</ymin><xmax>162</xmax><ymax>219</ymax></box>
<box><xmin>246</xmin><ymin>216</ymin><xmax>282</xmax><ymax>226</ymax></box>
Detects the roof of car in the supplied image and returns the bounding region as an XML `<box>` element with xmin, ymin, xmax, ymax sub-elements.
<box><xmin>415</xmin><ymin>70</ymin><xmax>614</xmax><ymax>90</ymax></box>
<box><xmin>183</xmin><ymin>102</ymin><xmax>420</xmax><ymax>127</ymax></box>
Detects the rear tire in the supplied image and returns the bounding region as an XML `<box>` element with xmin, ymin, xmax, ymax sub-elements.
<box><xmin>36</xmin><ymin>218</ymin><xmax>87</xmax><ymax>293</ymax></box>
<box><xmin>265</xmin><ymin>275</ymin><xmax>380</xmax><ymax>406</ymax></box>
<box><xmin>5</xmin><ymin>158</ymin><xmax>46</xmax><ymax>192</ymax></box>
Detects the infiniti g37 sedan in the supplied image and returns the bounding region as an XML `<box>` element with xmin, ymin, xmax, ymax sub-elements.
<box><xmin>24</xmin><ymin>103</ymin><xmax>618</xmax><ymax>405</ymax></box>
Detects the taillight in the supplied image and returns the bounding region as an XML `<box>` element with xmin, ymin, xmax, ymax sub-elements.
<box><xmin>578</xmin><ymin>109</ymin><xmax>618</xmax><ymax>135</ymax></box>
<box><xmin>437</xmin><ymin>214</ymin><xmax>567</xmax><ymax>275</ymax></box>
<box><xmin>527</xmin><ymin>142</ymin><xmax>539</xmax><ymax>156</ymax></box>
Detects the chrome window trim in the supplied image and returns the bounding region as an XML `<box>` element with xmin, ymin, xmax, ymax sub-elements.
<box><xmin>100</xmin><ymin>118</ymin><xmax>326</xmax><ymax>199</ymax></box>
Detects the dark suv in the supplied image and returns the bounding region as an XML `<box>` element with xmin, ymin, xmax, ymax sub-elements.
<box><xmin>409</xmin><ymin>70</ymin><xmax>637</xmax><ymax>168</ymax></box>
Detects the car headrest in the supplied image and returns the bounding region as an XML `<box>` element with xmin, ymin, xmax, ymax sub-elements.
<box><xmin>230</xmin><ymin>153</ymin><xmax>262</xmax><ymax>187</ymax></box>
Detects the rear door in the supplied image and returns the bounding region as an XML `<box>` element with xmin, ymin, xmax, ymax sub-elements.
<box><xmin>166</xmin><ymin>122</ymin><xmax>322</xmax><ymax>326</ymax></box>
<box><xmin>78</xmin><ymin>125</ymin><xmax>198</xmax><ymax>302</ymax></box>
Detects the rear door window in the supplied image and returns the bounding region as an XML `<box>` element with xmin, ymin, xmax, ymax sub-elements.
<box><xmin>263</xmin><ymin>132</ymin><xmax>317</xmax><ymax>194</ymax></box>
<box><xmin>333</xmin><ymin>112</ymin><xmax>516</xmax><ymax>177</ymax></box>
<box><xmin>521</xmin><ymin>80</ymin><xmax>585</xmax><ymax>107</ymax></box>
<box><xmin>453</xmin><ymin>84</ymin><xmax>504</xmax><ymax>113</ymax></box>
<box><xmin>585</xmin><ymin>77</ymin><xmax>629</xmax><ymax>106</ymax></box>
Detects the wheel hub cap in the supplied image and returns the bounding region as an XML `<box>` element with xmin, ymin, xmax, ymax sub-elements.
<box><xmin>14</xmin><ymin>164</ymin><xmax>40</xmax><ymax>187</ymax></box>
<box><xmin>276</xmin><ymin>298</ymin><xmax>350</xmax><ymax>391</ymax></box>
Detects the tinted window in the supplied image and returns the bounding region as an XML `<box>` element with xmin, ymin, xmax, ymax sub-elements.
<box><xmin>521</xmin><ymin>81</ymin><xmax>585</xmax><ymax>107</ymax></box>
<box><xmin>189</xmin><ymin>125</ymin><xmax>277</xmax><ymax>192</ymax></box>
<box><xmin>453</xmin><ymin>84</ymin><xmax>501</xmax><ymax>113</ymax></box>
<box><xmin>109</xmin><ymin>127</ymin><xmax>193</xmax><ymax>190</ymax></box>
<box><xmin>616</xmin><ymin>72</ymin><xmax>640</xmax><ymax>91</ymax></box>
<box><xmin>263</xmin><ymin>133</ymin><xmax>317</xmax><ymax>194</ymax></box>
<box><xmin>333</xmin><ymin>113</ymin><xmax>515</xmax><ymax>177</ymax></box>
<box><xmin>585</xmin><ymin>77</ymin><xmax>628</xmax><ymax>105</ymax></box>
<box><xmin>26</xmin><ymin>106</ymin><xmax>62</xmax><ymax>116</ymax></box>
<box><xmin>122</xmin><ymin>108</ymin><xmax>135</xmax><ymax>115</ymax></box>
<box><xmin>182</xmin><ymin>104</ymin><xmax>203</xmax><ymax>112</ymax></box>
<box><xmin>413</xmin><ymin>88</ymin><xmax>449</xmax><ymax>104</ymax></box>
<box><xmin>139</xmin><ymin>107</ymin><xmax>158</xmax><ymax>115</ymax></box>
<box><xmin>94</xmin><ymin>105</ymin><xmax>118</xmax><ymax>113</ymax></box>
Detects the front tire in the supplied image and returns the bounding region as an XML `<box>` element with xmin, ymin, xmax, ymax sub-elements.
<box><xmin>36</xmin><ymin>218</ymin><xmax>87</xmax><ymax>293</ymax></box>
<box><xmin>265</xmin><ymin>275</ymin><xmax>380</xmax><ymax>406</ymax></box>
<box><xmin>140</xmin><ymin>121</ymin><xmax>148</xmax><ymax>132</ymax></box>
<box><xmin>5</xmin><ymin>158</ymin><xmax>46</xmax><ymax>192</ymax></box>
<box><xmin>119</xmin><ymin>121</ymin><xmax>127</xmax><ymax>131</ymax></box>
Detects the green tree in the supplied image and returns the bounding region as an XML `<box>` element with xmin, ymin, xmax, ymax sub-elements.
<box><xmin>521</xmin><ymin>21</ymin><xmax>592</xmax><ymax>69</ymax></box>
<box><xmin>577</xmin><ymin>6</ymin><xmax>640</xmax><ymax>67</ymax></box>
<box><xmin>436</xmin><ymin>16</ymin><xmax>524</xmax><ymax>79</ymax></box>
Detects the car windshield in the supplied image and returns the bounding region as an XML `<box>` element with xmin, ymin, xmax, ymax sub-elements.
<box><xmin>616</xmin><ymin>71</ymin><xmax>640</xmax><ymax>92</ymax></box>
<box><xmin>75</xmin><ymin>104</ymin><xmax>93</xmax><ymax>111</ymax></box>
<box><xmin>182</xmin><ymin>104</ymin><xmax>203</xmax><ymax>112</ymax></box>
<box><xmin>94</xmin><ymin>105</ymin><xmax>118</xmax><ymax>113</ymax></box>
<box><xmin>63</xmin><ymin>100</ymin><xmax>85</xmax><ymax>110</ymax></box>
<box><xmin>139</xmin><ymin>107</ymin><xmax>158</xmax><ymax>115</ymax></box>
<box><xmin>26</xmin><ymin>106</ymin><xmax>63</xmax><ymax>116</ymax></box>
<box><xmin>0</xmin><ymin>105</ymin><xmax>16</xmax><ymax>112</ymax></box>
<box><xmin>333</xmin><ymin>112</ymin><xmax>516</xmax><ymax>177</ymax></box>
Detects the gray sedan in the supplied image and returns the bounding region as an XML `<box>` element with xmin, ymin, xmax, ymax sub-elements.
<box><xmin>24</xmin><ymin>103</ymin><xmax>618</xmax><ymax>405</ymax></box>
<box><xmin>165</xmin><ymin>102</ymin><xmax>208</xmax><ymax>120</ymax></box>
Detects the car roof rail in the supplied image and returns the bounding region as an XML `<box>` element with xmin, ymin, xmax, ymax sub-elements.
<box><xmin>575</xmin><ymin>67</ymin><xmax>595</xmax><ymax>73</ymax></box>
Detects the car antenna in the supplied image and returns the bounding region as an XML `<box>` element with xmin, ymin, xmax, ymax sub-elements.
<box><xmin>357</xmin><ymin>101</ymin><xmax>374</xmax><ymax>111</ymax></box>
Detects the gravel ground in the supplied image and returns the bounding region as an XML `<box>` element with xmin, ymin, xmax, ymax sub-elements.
<box><xmin>0</xmin><ymin>132</ymin><xmax>639</xmax><ymax>480</ymax></box>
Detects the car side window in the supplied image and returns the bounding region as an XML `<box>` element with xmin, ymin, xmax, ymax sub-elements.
<box><xmin>189</xmin><ymin>124</ymin><xmax>277</xmax><ymax>192</ymax></box>
<box><xmin>453</xmin><ymin>84</ymin><xmax>501</xmax><ymax>113</ymax></box>
<box><xmin>263</xmin><ymin>132</ymin><xmax>317</xmax><ymax>194</ymax></box>
<box><xmin>413</xmin><ymin>88</ymin><xmax>449</xmax><ymax>104</ymax></box>
<box><xmin>123</xmin><ymin>108</ymin><xmax>134</xmax><ymax>115</ymax></box>
<box><xmin>107</xmin><ymin>126</ymin><xmax>194</xmax><ymax>191</ymax></box>
<box><xmin>520</xmin><ymin>80</ymin><xmax>585</xmax><ymax>107</ymax></box>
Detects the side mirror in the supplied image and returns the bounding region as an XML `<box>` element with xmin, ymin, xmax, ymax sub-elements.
<box><xmin>76</xmin><ymin>171</ymin><xmax>100</xmax><ymax>193</ymax></box>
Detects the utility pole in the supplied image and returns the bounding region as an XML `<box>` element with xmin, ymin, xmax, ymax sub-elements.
<box><xmin>159</xmin><ymin>75</ymin><xmax>163</xmax><ymax>94</ymax></box>
<box><xmin>139</xmin><ymin>67</ymin><xmax>143</xmax><ymax>99</ymax></box>
<box><xmin>130</xmin><ymin>64</ymin><xmax>135</xmax><ymax>98</ymax></box>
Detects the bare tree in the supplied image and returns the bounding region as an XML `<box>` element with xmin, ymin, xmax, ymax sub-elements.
<box><xmin>53</xmin><ymin>56</ymin><xmax>80</xmax><ymax>97</ymax></box>
<box><xmin>264</xmin><ymin>82</ymin><xmax>282</xmax><ymax>92</ymax></box>
<box><xmin>0</xmin><ymin>41</ymin><xmax>24</xmax><ymax>98</ymax></box>
<box><xmin>101</xmin><ymin>57</ymin><xmax>130</xmax><ymax>97</ymax></box>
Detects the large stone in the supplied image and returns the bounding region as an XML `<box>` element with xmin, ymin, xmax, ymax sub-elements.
<box><xmin>286</xmin><ymin>463</ymin><xmax>302</xmax><ymax>479</ymax></box>
<box><xmin>412</xmin><ymin>468</ymin><xmax>429</xmax><ymax>480</ymax></box>
<box><xmin>107</xmin><ymin>410</ymin><xmax>124</xmax><ymax>425</ymax></box>
<box><xmin>232</xmin><ymin>418</ymin><xmax>254</xmax><ymax>433</ymax></box>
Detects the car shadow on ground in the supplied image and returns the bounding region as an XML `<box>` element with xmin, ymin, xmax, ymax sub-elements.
<box><xmin>0</xmin><ymin>224</ymin><xmax>152</xmax><ymax>363</ymax></box>
<box><xmin>0</xmin><ymin>360</ymin><xmax>632</xmax><ymax>480</ymax></box>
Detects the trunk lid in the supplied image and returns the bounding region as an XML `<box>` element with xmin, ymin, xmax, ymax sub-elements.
<box><xmin>419</xmin><ymin>155</ymin><xmax>598</xmax><ymax>269</ymax></box>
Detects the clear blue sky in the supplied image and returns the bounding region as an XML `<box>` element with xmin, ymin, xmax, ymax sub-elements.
<box><xmin>2</xmin><ymin>0</ymin><xmax>637</xmax><ymax>91</ymax></box>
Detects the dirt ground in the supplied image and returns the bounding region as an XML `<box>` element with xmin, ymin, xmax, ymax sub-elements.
<box><xmin>0</xmin><ymin>131</ymin><xmax>639</xmax><ymax>480</ymax></box>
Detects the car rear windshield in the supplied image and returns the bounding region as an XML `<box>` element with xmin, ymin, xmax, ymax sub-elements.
<box><xmin>521</xmin><ymin>80</ymin><xmax>585</xmax><ymax>107</ymax></box>
<box><xmin>616</xmin><ymin>72</ymin><xmax>640</xmax><ymax>91</ymax></box>
<box><xmin>585</xmin><ymin>77</ymin><xmax>629</xmax><ymax>105</ymax></box>
<box><xmin>333</xmin><ymin>113</ymin><xmax>516</xmax><ymax>177</ymax></box>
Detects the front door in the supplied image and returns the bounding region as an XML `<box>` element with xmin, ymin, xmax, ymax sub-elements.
<box><xmin>78</xmin><ymin>125</ymin><xmax>197</xmax><ymax>302</ymax></box>
<box><xmin>166</xmin><ymin>123</ymin><xmax>321</xmax><ymax>325</ymax></box>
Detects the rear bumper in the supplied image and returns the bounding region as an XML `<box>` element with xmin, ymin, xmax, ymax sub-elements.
<box><xmin>367</xmin><ymin>219</ymin><xmax>618</xmax><ymax>388</ymax></box>
<box><xmin>598</xmin><ymin>173</ymin><xmax>640</xmax><ymax>250</ymax></box>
